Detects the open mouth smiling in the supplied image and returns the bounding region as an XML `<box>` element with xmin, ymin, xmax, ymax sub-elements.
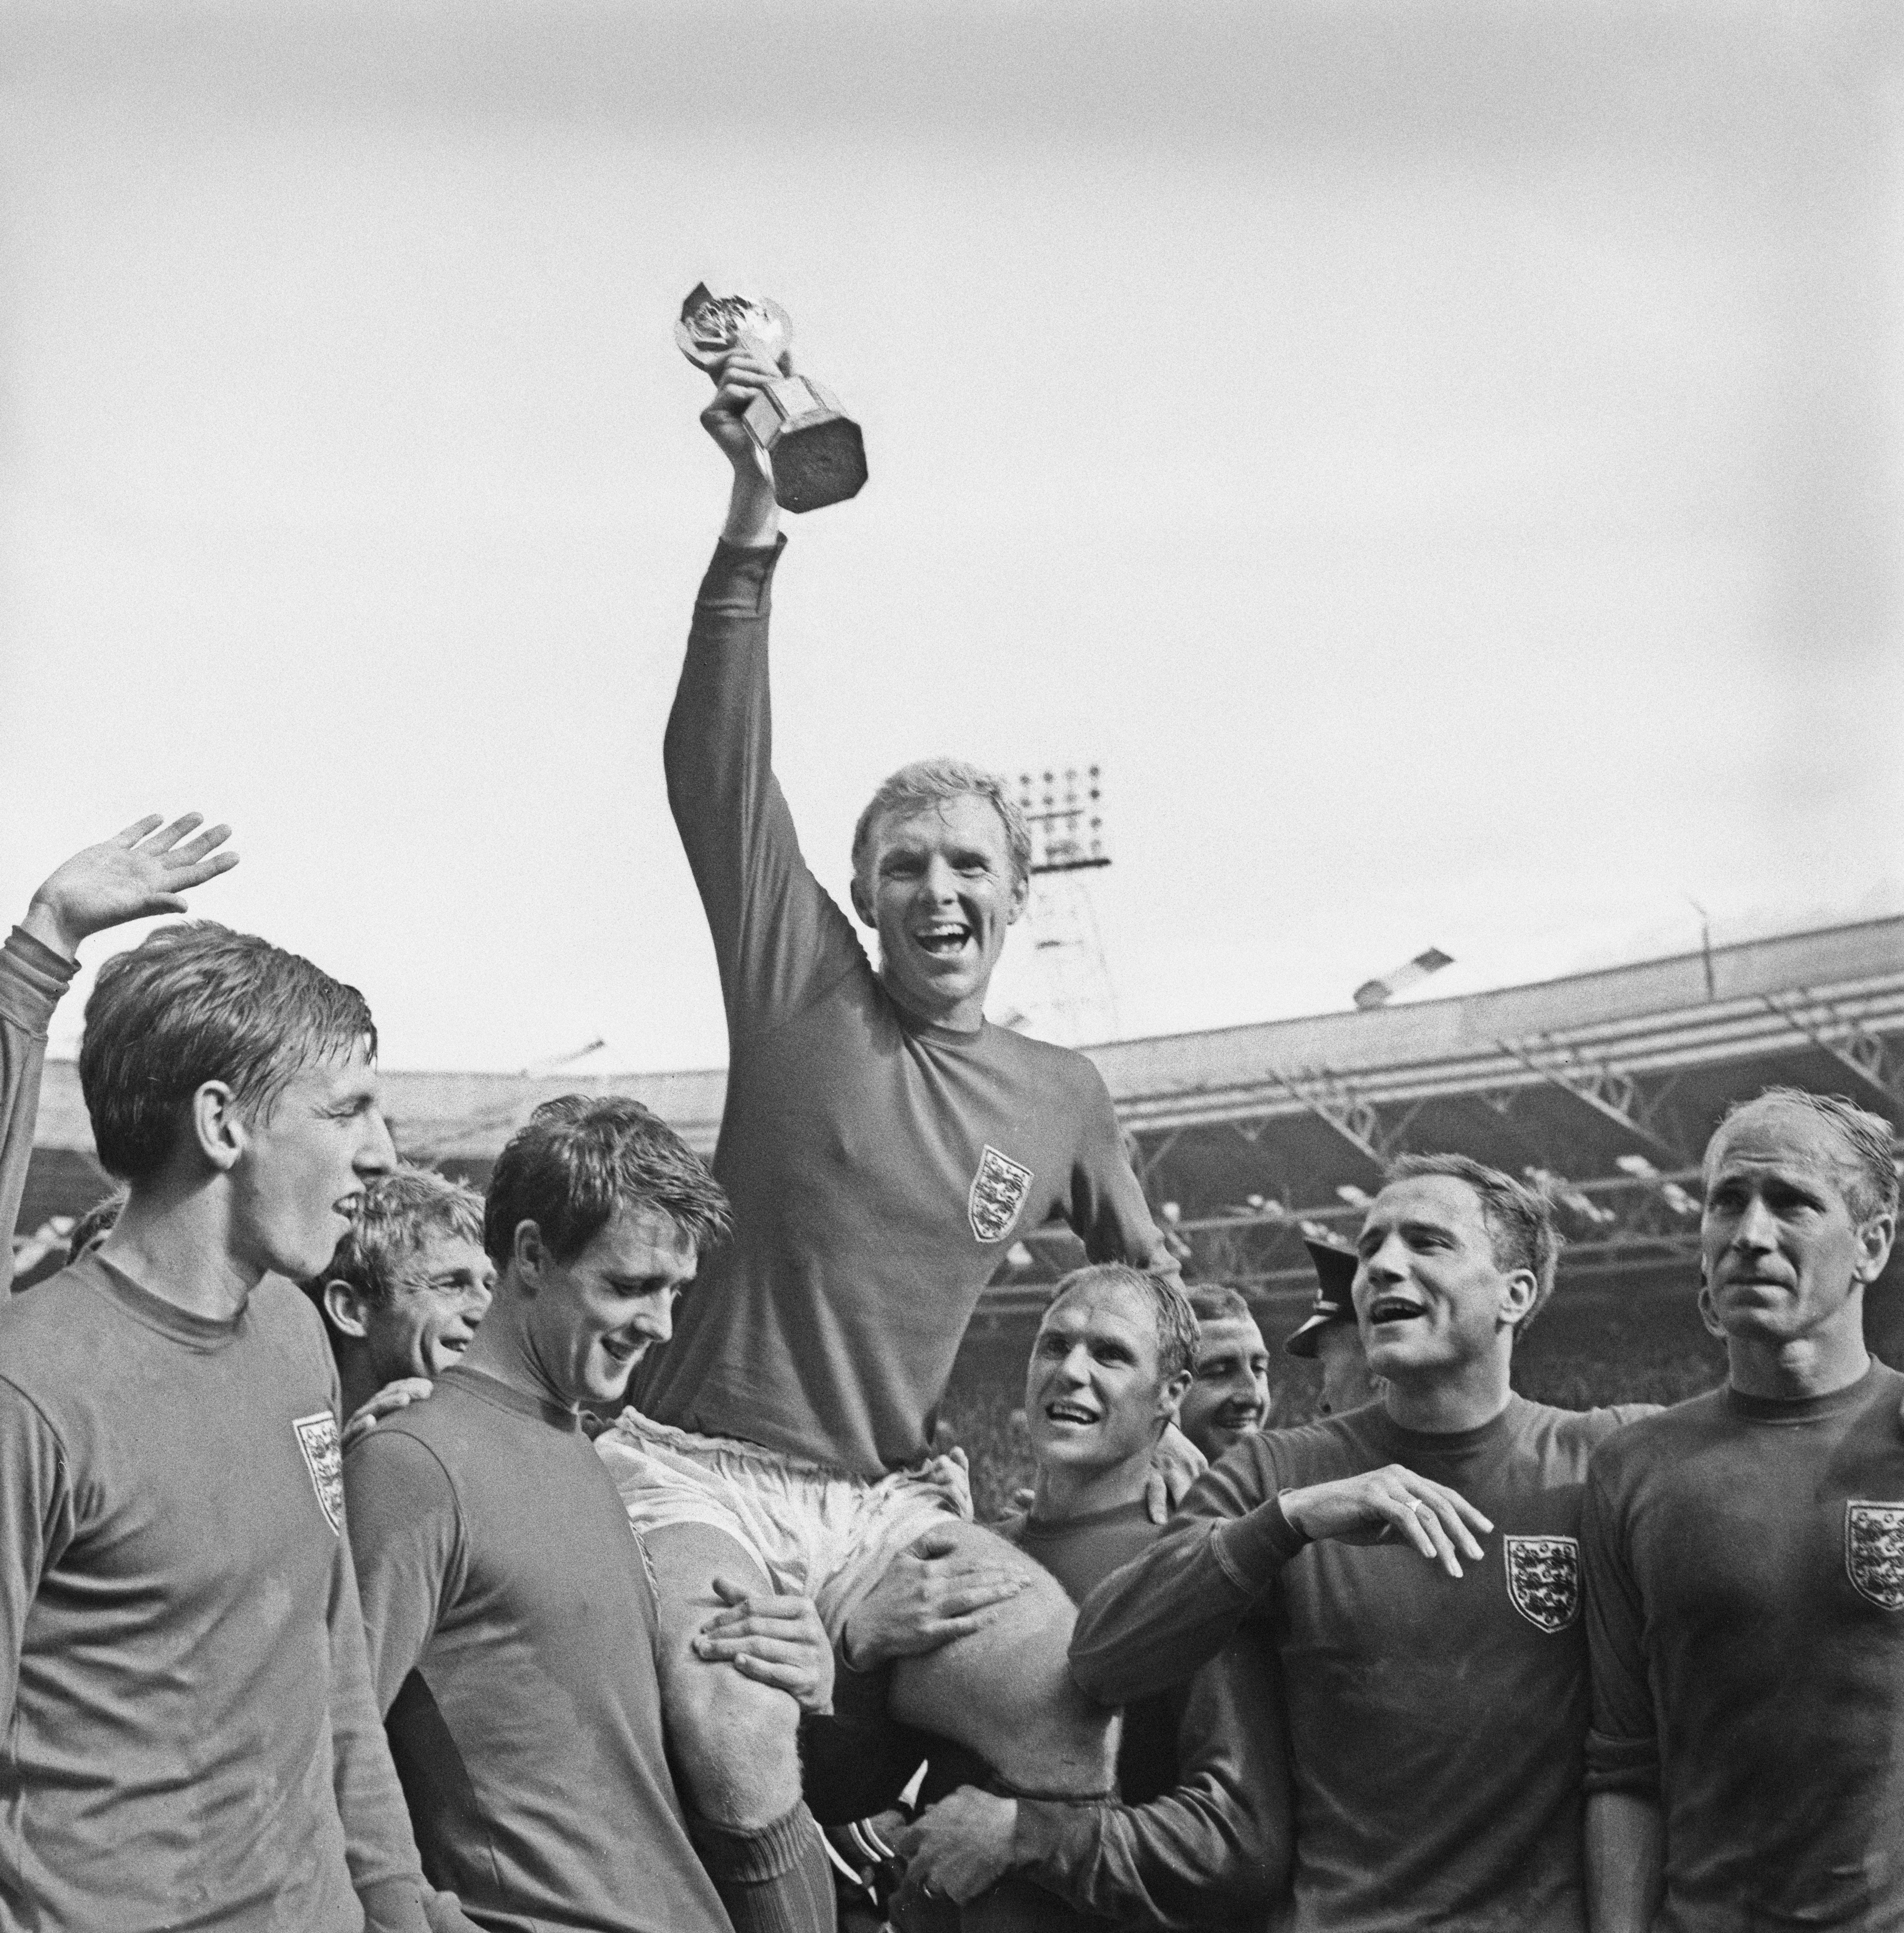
<box><xmin>913</xmin><ymin>921</ymin><xmax>972</xmax><ymax>958</ymax></box>
<box><xmin>1367</xmin><ymin>1295</ymin><xmax>1428</xmax><ymax>1327</ymax></box>
<box><xmin>1044</xmin><ymin>1399</ymin><xmax>1098</xmax><ymax>1426</ymax></box>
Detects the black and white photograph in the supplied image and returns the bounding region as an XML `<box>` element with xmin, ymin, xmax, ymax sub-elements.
<box><xmin>2</xmin><ymin>4</ymin><xmax>1901</xmax><ymax>1929</ymax></box>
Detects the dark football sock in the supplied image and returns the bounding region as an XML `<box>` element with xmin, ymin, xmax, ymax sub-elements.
<box><xmin>690</xmin><ymin>1801</ymin><xmax>837</xmax><ymax>1933</ymax></box>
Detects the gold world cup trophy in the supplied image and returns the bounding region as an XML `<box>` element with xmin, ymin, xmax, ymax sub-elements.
<box><xmin>675</xmin><ymin>284</ymin><xmax>868</xmax><ymax>514</ymax></box>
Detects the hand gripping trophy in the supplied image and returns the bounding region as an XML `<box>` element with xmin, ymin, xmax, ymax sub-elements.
<box><xmin>675</xmin><ymin>284</ymin><xmax>868</xmax><ymax>514</ymax></box>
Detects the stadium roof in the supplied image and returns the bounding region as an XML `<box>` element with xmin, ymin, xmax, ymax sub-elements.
<box><xmin>19</xmin><ymin>914</ymin><xmax>1904</xmax><ymax>1306</ymax></box>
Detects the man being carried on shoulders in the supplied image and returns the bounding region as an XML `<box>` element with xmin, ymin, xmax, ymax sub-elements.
<box><xmin>1072</xmin><ymin>1155</ymin><xmax>1652</xmax><ymax>1932</ymax></box>
<box><xmin>1583</xmin><ymin>1088</ymin><xmax>1904</xmax><ymax>1931</ymax></box>
<box><xmin>597</xmin><ymin>343</ymin><xmax>1183</xmax><ymax>1931</ymax></box>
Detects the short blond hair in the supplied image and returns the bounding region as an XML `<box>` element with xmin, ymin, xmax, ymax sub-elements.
<box><xmin>850</xmin><ymin>758</ymin><xmax>1031</xmax><ymax>888</ymax></box>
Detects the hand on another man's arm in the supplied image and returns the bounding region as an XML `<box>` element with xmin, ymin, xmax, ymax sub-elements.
<box><xmin>837</xmin><ymin>1525</ymin><xmax>1033</xmax><ymax>1671</ymax></box>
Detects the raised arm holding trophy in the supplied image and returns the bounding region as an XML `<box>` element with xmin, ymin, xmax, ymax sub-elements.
<box><xmin>675</xmin><ymin>284</ymin><xmax>868</xmax><ymax>513</ymax></box>
<box><xmin>587</xmin><ymin>283</ymin><xmax>1198</xmax><ymax>1933</ymax></box>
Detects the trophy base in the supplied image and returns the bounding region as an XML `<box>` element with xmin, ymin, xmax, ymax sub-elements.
<box><xmin>744</xmin><ymin>375</ymin><xmax>869</xmax><ymax>514</ymax></box>
<box><xmin>769</xmin><ymin>416</ymin><xmax>869</xmax><ymax>515</ymax></box>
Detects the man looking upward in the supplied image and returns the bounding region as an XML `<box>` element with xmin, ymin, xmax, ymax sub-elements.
<box><xmin>599</xmin><ymin>342</ymin><xmax>1178</xmax><ymax>1928</ymax></box>
<box><xmin>882</xmin><ymin>1264</ymin><xmax>1288</xmax><ymax>1929</ymax></box>
<box><xmin>1072</xmin><ymin>1155</ymin><xmax>1651</xmax><ymax>1931</ymax></box>
<box><xmin>1583</xmin><ymin>1089</ymin><xmax>1904</xmax><ymax>1930</ymax></box>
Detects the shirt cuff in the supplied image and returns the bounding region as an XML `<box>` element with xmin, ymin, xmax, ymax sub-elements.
<box><xmin>828</xmin><ymin>1645</ymin><xmax>893</xmax><ymax>1724</ymax></box>
<box><xmin>1584</xmin><ymin>1728</ymin><xmax>1661</xmax><ymax>1798</ymax></box>
<box><xmin>1010</xmin><ymin>1795</ymin><xmax>1097</xmax><ymax>1885</ymax></box>
<box><xmin>0</xmin><ymin>925</ymin><xmax>80</xmax><ymax>1037</ymax></box>
<box><xmin>698</xmin><ymin>535</ymin><xmax>787</xmax><ymax>617</ymax></box>
<box><xmin>1210</xmin><ymin>1493</ymin><xmax>1307</xmax><ymax>1593</ymax></box>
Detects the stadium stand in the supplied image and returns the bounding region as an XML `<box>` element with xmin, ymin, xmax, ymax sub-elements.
<box><xmin>16</xmin><ymin>916</ymin><xmax>1902</xmax><ymax>1512</ymax></box>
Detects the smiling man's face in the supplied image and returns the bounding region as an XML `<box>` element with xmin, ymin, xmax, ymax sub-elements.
<box><xmin>520</xmin><ymin>1203</ymin><xmax>699</xmax><ymax>1409</ymax></box>
<box><xmin>234</xmin><ymin>1041</ymin><xmax>396</xmax><ymax>1282</ymax></box>
<box><xmin>851</xmin><ymin>792</ymin><xmax>1026</xmax><ymax>1033</ymax></box>
<box><xmin>354</xmin><ymin>1230</ymin><xmax>496</xmax><ymax>1385</ymax></box>
<box><xmin>1025</xmin><ymin>1278</ymin><xmax>1185</xmax><ymax>1479</ymax></box>
<box><xmin>1700</xmin><ymin>1101</ymin><xmax>1889</xmax><ymax>1350</ymax></box>
<box><xmin>1179</xmin><ymin>1314</ymin><xmax>1272</xmax><ymax>1460</ymax></box>
<box><xmin>1353</xmin><ymin>1174</ymin><xmax>1533</xmax><ymax>1384</ymax></box>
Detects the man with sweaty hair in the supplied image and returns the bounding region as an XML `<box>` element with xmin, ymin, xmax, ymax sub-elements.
<box><xmin>0</xmin><ymin>916</ymin><xmax>472</xmax><ymax>1932</ymax></box>
<box><xmin>597</xmin><ymin>341</ymin><xmax>1181</xmax><ymax>1932</ymax></box>
<box><xmin>347</xmin><ymin>1097</ymin><xmax>837</xmax><ymax>1933</ymax></box>
<box><xmin>1583</xmin><ymin>1088</ymin><xmax>1904</xmax><ymax>1931</ymax></box>
<box><xmin>1</xmin><ymin>812</ymin><xmax>237</xmax><ymax>1293</ymax></box>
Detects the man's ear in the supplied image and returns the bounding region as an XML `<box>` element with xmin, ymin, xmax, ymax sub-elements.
<box><xmin>848</xmin><ymin>872</ymin><xmax>876</xmax><ymax>929</ymax></box>
<box><xmin>1498</xmin><ymin>1268</ymin><xmax>1538</xmax><ymax>1331</ymax></box>
<box><xmin>1855</xmin><ymin>1210</ymin><xmax>1896</xmax><ymax>1287</ymax></box>
<box><xmin>189</xmin><ymin>1080</ymin><xmax>245</xmax><ymax>1173</ymax></box>
<box><xmin>323</xmin><ymin>1278</ymin><xmax>371</xmax><ymax>1340</ymax></box>
<box><xmin>1006</xmin><ymin>870</ymin><xmax>1029</xmax><ymax>926</ymax></box>
<box><xmin>511</xmin><ymin>1219</ymin><xmax>547</xmax><ymax>1292</ymax></box>
<box><xmin>1159</xmin><ymin>1368</ymin><xmax>1193</xmax><ymax>1422</ymax></box>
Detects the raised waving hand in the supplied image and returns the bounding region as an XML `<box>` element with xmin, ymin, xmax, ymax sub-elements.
<box><xmin>22</xmin><ymin>813</ymin><xmax>238</xmax><ymax>959</ymax></box>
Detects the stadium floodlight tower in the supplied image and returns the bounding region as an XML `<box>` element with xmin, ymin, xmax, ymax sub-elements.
<box><xmin>1004</xmin><ymin>765</ymin><xmax>1119</xmax><ymax>1046</ymax></box>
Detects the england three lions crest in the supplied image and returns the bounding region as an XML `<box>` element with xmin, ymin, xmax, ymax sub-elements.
<box><xmin>1846</xmin><ymin>1502</ymin><xmax>1904</xmax><ymax>1611</ymax></box>
<box><xmin>1505</xmin><ymin>1535</ymin><xmax>1579</xmax><ymax>1634</ymax></box>
<box><xmin>294</xmin><ymin>1410</ymin><xmax>345</xmax><ymax>1537</ymax></box>
<box><xmin>968</xmin><ymin>1144</ymin><xmax>1034</xmax><ymax>1243</ymax></box>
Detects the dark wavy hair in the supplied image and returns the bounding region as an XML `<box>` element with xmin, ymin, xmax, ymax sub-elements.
<box><xmin>484</xmin><ymin>1094</ymin><xmax>731</xmax><ymax>1268</ymax></box>
<box><xmin>80</xmin><ymin>922</ymin><xmax>375</xmax><ymax>1184</ymax></box>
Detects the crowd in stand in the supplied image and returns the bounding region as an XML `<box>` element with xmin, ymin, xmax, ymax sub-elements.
<box><xmin>2</xmin><ymin>342</ymin><xmax>1900</xmax><ymax>1933</ymax></box>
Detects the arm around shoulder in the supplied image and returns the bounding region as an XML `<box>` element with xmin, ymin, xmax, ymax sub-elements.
<box><xmin>1069</xmin><ymin>1450</ymin><xmax>1286</xmax><ymax>1704</ymax></box>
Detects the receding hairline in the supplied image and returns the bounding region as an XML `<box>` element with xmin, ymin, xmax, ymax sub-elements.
<box><xmin>1368</xmin><ymin>1169</ymin><xmax>1498</xmax><ymax>1236</ymax></box>
<box><xmin>1041</xmin><ymin>1271</ymin><xmax>1169</xmax><ymax>1352</ymax></box>
<box><xmin>1706</xmin><ymin>1095</ymin><xmax>1888</xmax><ymax>1197</ymax></box>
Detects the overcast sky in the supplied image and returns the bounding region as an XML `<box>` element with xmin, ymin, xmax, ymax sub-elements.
<box><xmin>2</xmin><ymin>0</ymin><xmax>1900</xmax><ymax>1073</ymax></box>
